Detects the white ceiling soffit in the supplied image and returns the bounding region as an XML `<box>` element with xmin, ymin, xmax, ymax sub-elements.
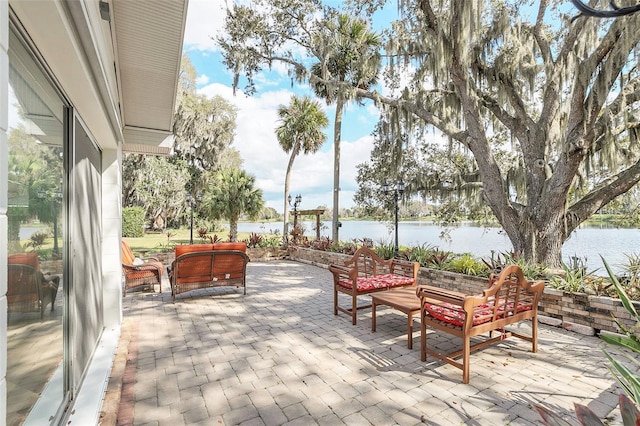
<box><xmin>111</xmin><ymin>0</ymin><xmax>188</xmax><ymax>153</ymax></box>
<box><xmin>122</xmin><ymin>144</ymin><xmax>171</xmax><ymax>156</ymax></box>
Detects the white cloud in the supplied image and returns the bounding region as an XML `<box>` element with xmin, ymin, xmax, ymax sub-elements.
<box><xmin>196</xmin><ymin>74</ymin><xmax>210</xmax><ymax>85</ymax></box>
<box><xmin>185</xmin><ymin>0</ymin><xmax>379</xmax><ymax>213</ymax></box>
<box><xmin>184</xmin><ymin>0</ymin><xmax>227</xmax><ymax>52</ymax></box>
<box><xmin>197</xmin><ymin>82</ymin><xmax>376</xmax><ymax>212</ymax></box>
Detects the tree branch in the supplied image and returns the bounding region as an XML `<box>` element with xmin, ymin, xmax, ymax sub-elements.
<box><xmin>567</xmin><ymin>159</ymin><xmax>640</xmax><ymax>231</ymax></box>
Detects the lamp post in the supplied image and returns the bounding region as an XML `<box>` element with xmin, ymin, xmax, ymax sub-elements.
<box><xmin>382</xmin><ymin>180</ymin><xmax>405</xmax><ymax>257</ymax></box>
<box><xmin>37</xmin><ymin>189</ymin><xmax>62</xmax><ymax>256</ymax></box>
<box><xmin>288</xmin><ymin>194</ymin><xmax>302</xmax><ymax>228</ymax></box>
<box><xmin>186</xmin><ymin>194</ymin><xmax>200</xmax><ymax>245</ymax></box>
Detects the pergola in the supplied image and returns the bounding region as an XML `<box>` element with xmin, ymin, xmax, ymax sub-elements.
<box><xmin>290</xmin><ymin>209</ymin><xmax>326</xmax><ymax>239</ymax></box>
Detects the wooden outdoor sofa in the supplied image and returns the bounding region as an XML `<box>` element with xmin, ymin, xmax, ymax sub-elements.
<box><xmin>417</xmin><ymin>264</ymin><xmax>545</xmax><ymax>384</ymax></box>
<box><xmin>328</xmin><ymin>247</ymin><xmax>420</xmax><ymax>325</ymax></box>
<box><xmin>168</xmin><ymin>242</ymin><xmax>250</xmax><ymax>302</ymax></box>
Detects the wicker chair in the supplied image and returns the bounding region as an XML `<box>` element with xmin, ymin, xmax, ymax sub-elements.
<box><xmin>121</xmin><ymin>240</ymin><xmax>163</xmax><ymax>294</ymax></box>
<box><xmin>7</xmin><ymin>253</ymin><xmax>60</xmax><ymax>319</ymax></box>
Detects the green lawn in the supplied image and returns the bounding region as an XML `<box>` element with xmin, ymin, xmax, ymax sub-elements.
<box><xmin>124</xmin><ymin>228</ymin><xmax>274</xmax><ymax>252</ymax></box>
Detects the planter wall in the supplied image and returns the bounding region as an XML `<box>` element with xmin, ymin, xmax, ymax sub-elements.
<box><xmin>289</xmin><ymin>247</ymin><xmax>639</xmax><ymax>336</ymax></box>
<box><xmin>246</xmin><ymin>247</ymin><xmax>288</xmax><ymax>261</ymax></box>
<box><xmin>147</xmin><ymin>247</ymin><xmax>288</xmax><ymax>266</ymax></box>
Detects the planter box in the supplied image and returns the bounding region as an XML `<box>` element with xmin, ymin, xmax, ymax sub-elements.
<box><xmin>289</xmin><ymin>247</ymin><xmax>638</xmax><ymax>336</ymax></box>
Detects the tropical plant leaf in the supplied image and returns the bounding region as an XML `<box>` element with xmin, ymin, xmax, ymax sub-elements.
<box><xmin>601</xmin><ymin>255</ymin><xmax>639</xmax><ymax>318</ymax></box>
<box><xmin>574</xmin><ymin>403</ymin><xmax>605</xmax><ymax>426</ymax></box>
<box><xmin>604</xmin><ymin>350</ymin><xmax>640</xmax><ymax>406</ymax></box>
<box><xmin>533</xmin><ymin>405</ymin><xmax>574</xmax><ymax>426</ymax></box>
<box><xmin>618</xmin><ymin>394</ymin><xmax>640</xmax><ymax>426</ymax></box>
<box><xmin>600</xmin><ymin>332</ymin><xmax>640</xmax><ymax>353</ymax></box>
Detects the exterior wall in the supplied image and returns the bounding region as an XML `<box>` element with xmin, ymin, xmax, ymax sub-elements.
<box><xmin>0</xmin><ymin>0</ymin><xmax>8</xmax><ymax>424</ymax></box>
<box><xmin>102</xmin><ymin>148</ymin><xmax>123</xmax><ymax>328</ymax></box>
<box><xmin>290</xmin><ymin>247</ymin><xmax>639</xmax><ymax>336</ymax></box>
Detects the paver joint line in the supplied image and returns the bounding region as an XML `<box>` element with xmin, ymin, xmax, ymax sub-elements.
<box><xmin>103</xmin><ymin>261</ymin><xmax>633</xmax><ymax>426</ymax></box>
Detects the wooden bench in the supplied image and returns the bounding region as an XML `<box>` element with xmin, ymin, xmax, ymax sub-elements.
<box><xmin>168</xmin><ymin>243</ymin><xmax>250</xmax><ymax>302</ymax></box>
<box><xmin>328</xmin><ymin>247</ymin><xmax>420</xmax><ymax>325</ymax></box>
<box><xmin>417</xmin><ymin>264</ymin><xmax>545</xmax><ymax>384</ymax></box>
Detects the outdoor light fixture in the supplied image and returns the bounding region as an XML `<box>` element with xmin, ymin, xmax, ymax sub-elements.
<box><xmin>288</xmin><ymin>194</ymin><xmax>302</xmax><ymax>228</ymax></box>
<box><xmin>99</xmin><ymin>1</ymin><xmax>111</xmax><ymax>21</ymax></box>
<box><xmin>37</xmin><ymin>188</ymin><xmax>63</xmax><ymax>256</ymax></box>
<box><xmin>382</xmin><ymin>180</ymin><xmax>405</xmax><ymax>257</ymax></box>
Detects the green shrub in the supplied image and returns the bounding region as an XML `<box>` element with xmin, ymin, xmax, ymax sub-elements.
<box><xmin>481</xmin><ymin>250</ymin><xmax>547</xmax><ymax>280</ymax></box>
<box><xmin>547</xmin><ymin>262</ymin><xmax>600</xmax><ymax>293</ymax></box>
<box><xmin>373</xmin><ymin>243</ymin><xmax>396</xmax><ymax>259</ymax></box>
<box><xmin>122</xmin><ymin>207</ymin><xmax>145</xmax><ymax>237</ymax></box>
<box><xmin>27</xmin><ymin>230</ymin><xmax>49</xmax><ymax>253</ymax></box>
<box><xmin>446</xmin><ymin>253</ymin><xmax>490</xmax><ymax>276</ymax></box>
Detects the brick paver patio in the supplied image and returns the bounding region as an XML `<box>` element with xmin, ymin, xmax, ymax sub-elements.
<box><xmin>109</xmin><ymin>260</ymin><xmax>633</xmax><ymax>425</ymax></box>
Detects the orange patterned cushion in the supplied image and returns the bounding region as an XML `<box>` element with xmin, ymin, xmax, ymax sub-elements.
<box><xmin>424</xmin><ymin>302</ymin><xmax>493</xmax><ymax>327</ymax></box>
<box><xmin>338</xmin><ymin>273</ymin><xmax>414</xmax><ymax>291</ymax></box>
<box><xmin>424</xmin><ymin>300</ymin><xmax>532</xmax><ymax>327</ymax></box>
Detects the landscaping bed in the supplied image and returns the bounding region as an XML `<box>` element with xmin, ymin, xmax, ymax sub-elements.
<box><xmin>289</xmin><ymin>247</ymin><xmax>639</xmax><ymax>335</ymax></box>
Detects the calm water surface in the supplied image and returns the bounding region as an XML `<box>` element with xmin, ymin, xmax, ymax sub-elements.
<box><xmin>22</xmin><ymin>221</ymin><xmax>633</xmax><ymax>272</ymax></box>
<box><xmin>237</xmin><ymin>220</ymin><xmax>638</xmax><ymax>274</ymax></box>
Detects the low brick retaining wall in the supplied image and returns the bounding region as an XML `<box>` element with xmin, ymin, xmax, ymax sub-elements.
<box><xmin>289</xmin><ymin>247</ymin><xmax>638</xmax><ymax>336</ymax></box>
<box><xmin>148</xmin><ymin>247</ymin><xmax>288</xmax><ymax>265</ymax></box>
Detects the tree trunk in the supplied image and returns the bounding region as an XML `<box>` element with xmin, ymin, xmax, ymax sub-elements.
<box><xmin>229</xmin><ymin>219</ymin><xmax>238</xmax><ymax>242</ymax></box>
<box><xmin>283</xmin><ymin>149</ymin><xmax>297</xmax><ymax>239</ymax></box>
<box><xmin>499</xmin><ymin>207</ymin><xmax>566</xmax><ymax>267</ymax></box>
<box><xmin>332</xmin><ymin>97</ymin><xmax>344</xmax><ymax>243</ymax></box>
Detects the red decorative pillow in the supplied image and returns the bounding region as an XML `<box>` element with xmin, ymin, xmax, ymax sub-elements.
<box><xmin>424</xmin><ymin>301</ymin><xmax>494</xmax><ymax>327</ymax></box>
<box><xmin>337</xmin><ymin>274</ymin><xmax>414</xmax><ymax>291</ymax></box>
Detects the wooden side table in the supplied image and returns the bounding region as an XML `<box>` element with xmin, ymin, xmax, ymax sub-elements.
<box><xmin>371</xmin><ymin>287</ymin><xmax>422</xmax><ymax>349</ymax></box>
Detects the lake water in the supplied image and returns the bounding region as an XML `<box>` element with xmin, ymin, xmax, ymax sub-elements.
<box><xmin>237</xmin><ymin>220</ymin><xmax>639</xmax><ymax>274</ymax></box>
<box><xmin>21</xmin><ymin>220</ymin><xmax>633</xmax><ymax>274</ymax></box>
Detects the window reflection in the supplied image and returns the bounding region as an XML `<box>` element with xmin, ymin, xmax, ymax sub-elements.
<box><xmin>7</xmin><ymin>28</ymin><xmax>65</xmax><ymax>425</ymax></box>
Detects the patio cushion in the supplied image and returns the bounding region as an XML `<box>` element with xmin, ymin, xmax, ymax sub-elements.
<box><xmin>338</xmin><ymin>274</ymin><xmax>415</xmax><ymax>291</ymax></box>
<box><xmin>424</xmin><ymin>301</ymin><xmax>493</xmax><ymax>327</ymax></box>
<box><xmin>424</xmin><ymin>300</ymin><xmax>533</xmax><ymax>327</ymax></box>
<box><xmin>174</xmin><ymin>244</ymin><xmax>215</xmax><ymax>258</ymax></box>
<box><xmin>212</xmin><ymin>242</ymin><xmax>247</xmax><ymax>252</ymax></box>
<box><xmin>8</xmin><ymin>252</ymin><xmax>40</xmax><ymax>269</ymax></box>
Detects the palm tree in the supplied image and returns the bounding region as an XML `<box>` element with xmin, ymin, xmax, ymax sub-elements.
<box><xmin>276</xmin><ymin>95</ymin><xmax>329</xmax><ymax>237</ymax></box>
<box><xmin>205</xmin><ymin>168</ymin><xmax>264</xmax><ymax>241</ymax></box>
<box><xmin>310</xmin><ymin>14</ymin><xmax>381</xmax><ymax>243</ymax></box>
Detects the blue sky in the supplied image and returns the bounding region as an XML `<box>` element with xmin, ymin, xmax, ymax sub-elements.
<box><xmin>182</xmin><ymin>1</ymin><xmax>580</xmax><ymax>214</ymax></box>
<box><xmin>183</xmin><ymin>0</ymin><xmax>395</xmax><ymax>213</ymax></box>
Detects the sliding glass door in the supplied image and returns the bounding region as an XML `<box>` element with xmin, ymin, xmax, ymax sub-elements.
<box><xmin>7</xmin><ymin>24</ymin><xmax>67</xmax><ymax>424</ymax></box>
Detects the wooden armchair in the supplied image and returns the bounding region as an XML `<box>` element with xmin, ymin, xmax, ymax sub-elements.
<box><xmin>121</xmin><ymin>240</ymin><xmax>163</xmax><ymax>294</ymax></box>
<box><xmin>417</xmin><ymin>265</ymin><xmax>545</xmax><ymax>384</ymax></box>
<box><xmin>7</xmin><ymin>253</ymin><xmax>60</xmax><ymax>319</ymax></box>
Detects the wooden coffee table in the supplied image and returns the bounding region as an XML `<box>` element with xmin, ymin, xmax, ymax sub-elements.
<box><xmin>371</xmin><ymin>287</ymin><xmax>422</xmax><ymax>349</ymax></box>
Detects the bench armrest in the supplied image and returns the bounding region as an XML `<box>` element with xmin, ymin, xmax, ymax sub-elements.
<box><xmin>416</xmin><ymin>285</ymin><xmax>466</xmax><ymax>305</ymax></box>
<box><xmin>328</xmin><ymin>263</ymin><xmax>358</xmax><ymax>282</ymax></box>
